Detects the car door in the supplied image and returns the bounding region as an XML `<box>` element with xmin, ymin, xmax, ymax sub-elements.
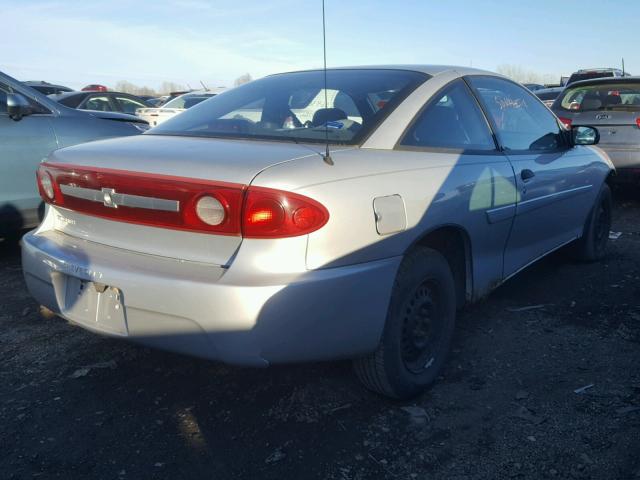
<box><xmin>467</xmin><ymin>75</ymin><xmax>595</xmax><ymax>277</ymax></box>
<box><xmin>0</xmin><ymin>80</ymin><xmax>57</xmax><ymax>229</ymax></box>
<box><xmin>396</xmin><ymin>78</ymin><xmax>518</xmax><ymax>296</ymax></box>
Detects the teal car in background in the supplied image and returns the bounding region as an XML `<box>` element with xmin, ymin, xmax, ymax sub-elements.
<box><xmin>0</xmin><ymin>70</ymin><xmax>149</xmax><ymax>238</ymax></box>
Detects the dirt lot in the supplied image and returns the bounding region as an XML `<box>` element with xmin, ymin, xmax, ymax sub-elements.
<box><xmin>1</xmin><ymin>192</ymin><xmax>639</xmax><ymax>480</ymax></box>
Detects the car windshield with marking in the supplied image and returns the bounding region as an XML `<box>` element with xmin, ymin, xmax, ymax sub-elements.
<box><xmin>148</xmin><ymin>69</ymin><xmax>429</xmax><ymax>145</ymax></box>
<box><xmin>557</xmin><ymin>82</ymin><xmax>640</xmax><ymax>112</ymax></box>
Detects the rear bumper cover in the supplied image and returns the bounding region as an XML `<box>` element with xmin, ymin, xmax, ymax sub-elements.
<box><xmin>600</xmin><ymin>147</ymin><xmax>640</xmax><ymax>170</ymax></box>
<box><xmin>22</xmin><ymin>230</ymin><xmax>399</xmax><ymax>366</ymax></box>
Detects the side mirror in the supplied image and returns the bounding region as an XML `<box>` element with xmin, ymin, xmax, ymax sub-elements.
<box><xmin>7</xmin><ymin>93</ymin><xmax>33</xmax><ymax>121</ymax></box>
<box><xmin>572</xmin><ymin>125</ymin><xmax>599</xmax><ymax>146</ymax></box>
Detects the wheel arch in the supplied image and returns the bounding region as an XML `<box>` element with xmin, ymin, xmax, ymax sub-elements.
<box><xmin>405</xmin><ymin>224</ymin><xmax>473</xmax><ymax>309</ymax></box>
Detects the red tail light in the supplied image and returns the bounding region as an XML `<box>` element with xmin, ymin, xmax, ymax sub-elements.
<box><xmin>636</xmin><ymin>118</ymin><xmax>640</xmax><ymax>128</ymax></box>
<box><xmin>558</xmin><ymin>117</ymin><xmax>572</xmax><ymax>129</ymax></box>
<box><xmin>37</xmin><ymin>163</ymin><xmax>329</xmax><ymax>238</ymax></box>
<box><xmin>243</xmin><ymin>187</ymin><xmax>329</xmax><ymax>238</ymax></box>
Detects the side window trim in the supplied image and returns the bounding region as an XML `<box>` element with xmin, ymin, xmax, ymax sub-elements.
<box><xmin>78</xmin><ymin>95</ymin><xmax>91</xmax><ymax>109</ymax></box>
<box><xmin>462</xmin><ymin>75</ymin><xmax>504</xmax><ymax>151</ymax></box>
<box><xmin>108</xmin><ymin>94</ymin><xmax>120</xmax><ymax>112</ymax></box>
<box><xmin>464</xmin><ymin>75</ymin><xmax>569</xmax><ymax>154</ymax></box>
<box><xmin>394</xmin><ymin>78</ymin><xmax>501</xmax><ymax>154</ymax></box>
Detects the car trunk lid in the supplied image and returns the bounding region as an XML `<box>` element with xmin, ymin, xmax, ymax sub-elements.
<box><xmin>44</xmin><ymin>134</ymin><xmax>318</xmax><ymax>265</ymax></box>
<box><xmin>570</xmin><ymin>110</ymin><xmax>640</xmax><ymax>147</ymax></box>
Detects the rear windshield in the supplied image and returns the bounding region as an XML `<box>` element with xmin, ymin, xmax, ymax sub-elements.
<box><xmin>568</xmin><ymin>71</ymin><xmax>614</xmax><ymax>85</ymax></box>
<box><xmin>558</xmin><ymin>82</ymin><xmax>640</xmax><ymax>111</ymax></box>
<box><xmin>148</xmin><ymin>69</ymin><xmax>428</xmax><ymax>145</ymax></box>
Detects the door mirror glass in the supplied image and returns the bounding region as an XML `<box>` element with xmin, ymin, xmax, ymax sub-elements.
<box><xmin>572</xmin><ymin>125</ymin><xmax>599</xmax><ymax>145</ymax></box>
<box><xmin>7</xmin><ymin>93</ymin><xmax>33</xmax><ymax>121</ymax></box>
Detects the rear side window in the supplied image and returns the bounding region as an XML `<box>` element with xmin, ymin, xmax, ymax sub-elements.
<box><xmin>58</xmin><ymin>95</ymin><xmax>84</xmax><ymax>108</ymax></box>
<box><xmin>468</xmin><ymin>76</ymin><xmax>564</xmax><ymax>152</ymax></box>
<box><xmin>115</xmin><ymin>96</ymin><xmax>146</xmax><ymax>114</ymax></box>
<box><xmin>401</xmin><ymin>79</ymin><xmax>495</xmax><ymax>150</ymax></box>
<box><xmin>82</xmin><ymin>96</ymin><xmax>113</xmax><ymax>112</ymax></box>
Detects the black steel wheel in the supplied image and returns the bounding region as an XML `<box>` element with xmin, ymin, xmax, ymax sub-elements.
<box><xmin>354</xmin><ymin>247</ymin><xmax>456</xmax><ymax>399</ymax></box>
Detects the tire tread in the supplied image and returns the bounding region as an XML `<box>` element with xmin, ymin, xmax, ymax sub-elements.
<box><xmin>354</xmin><ymin>247</ymin><xmax>455</xmax><ymax>399</ymax></box>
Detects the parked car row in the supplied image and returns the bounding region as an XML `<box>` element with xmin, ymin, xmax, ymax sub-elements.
<box><xmin>20</xmin><ymin>79</ymin><xmax>225</xmax><ymax>118</ymax></box>
<box><xmin>136</xmin><ymin>88</ymin><xmax>225</xmax><ymax>126</ymax></box>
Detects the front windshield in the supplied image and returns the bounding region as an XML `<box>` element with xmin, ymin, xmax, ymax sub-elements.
<box><xmin>148</xmin><ymin>69</ymin><xmax>428</xmax><ymax>145</ymax></box>
<box><xmin>559</xmin><ymin>82</ymin><xmax>640</xmax><ymax>111</ymax></box>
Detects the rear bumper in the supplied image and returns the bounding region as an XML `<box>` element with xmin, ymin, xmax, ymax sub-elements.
<box><xmin>599</xmin><ymin>147</ymin><xmax>640</xmax><ymax>173</ymax></box>
<box><xmin>21</xmin><ymin>230</ymin><xmax>399</xmax><ymax>366</ymax></box>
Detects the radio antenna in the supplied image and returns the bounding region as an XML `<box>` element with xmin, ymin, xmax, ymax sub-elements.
<box><xmin>321</xmin><ymin>0</ymin><xmax>334</xmax><ymax>165</ymax></box>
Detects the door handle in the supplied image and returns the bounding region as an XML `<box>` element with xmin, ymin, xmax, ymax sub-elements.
<box><xmin>521</xmin><ymin>169</ymin><xmax>535</xmax><ymax>181</ymax></box>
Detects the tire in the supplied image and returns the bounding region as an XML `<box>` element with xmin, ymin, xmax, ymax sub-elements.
<box><xmin>1</xmin><ymin>230</ymin><xmax>22</xmax><ymax>246</ymax></box>
<box><xmin>572</xmin><ymin>183</ymin><xmax>612</xmax><ymax>262</ymax></box>
<box><xmin>353</xmin><ymin>247</ymin><xmax>456</xmax><ymax>399</ymax></box>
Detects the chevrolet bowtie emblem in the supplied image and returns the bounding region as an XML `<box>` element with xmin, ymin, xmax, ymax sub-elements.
<box><xmin>101</xmin><ymin>187</ymin><xmax>118</xmax><ymax>208</ymax></box>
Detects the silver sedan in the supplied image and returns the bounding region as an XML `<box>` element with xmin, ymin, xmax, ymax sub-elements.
<box><xmin>22</xmin><ymin>66</ymin><xmax>614</xmax><ymax>398</ymax></box>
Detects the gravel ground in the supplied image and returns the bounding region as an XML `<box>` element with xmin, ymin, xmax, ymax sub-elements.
<box><xmin>1</xmin><ymin>191</ymin><xmax>639</xmax><ymax>480</ymax></box>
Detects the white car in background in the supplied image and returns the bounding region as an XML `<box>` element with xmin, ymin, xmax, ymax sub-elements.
<box><xmin>136</xmin><ymin>88</ymin><xmax>226</xmax><ymax>126</ymax></box>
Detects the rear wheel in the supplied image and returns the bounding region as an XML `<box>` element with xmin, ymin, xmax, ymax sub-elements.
<box><xmin>353</xmin><ymin>247</ymin><xmax>456</xmax><ymax>399</ymax></box>
<box><xmin>572</xmin><ymin>183</ymin><xmax>612</xmax><ymax>262</ymax></box>
<box><xmin>0</xmin><ymin>229</ymin><xmax>22</xmax><ymax>246</ymax></box>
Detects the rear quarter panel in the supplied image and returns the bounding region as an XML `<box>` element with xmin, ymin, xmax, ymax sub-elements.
<box><xmin>251</xmin><ymin>147</ymin><xmax>518</xmax><ymax>299</ymax></box>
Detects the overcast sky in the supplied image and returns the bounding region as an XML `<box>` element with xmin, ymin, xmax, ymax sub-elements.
<box><xmin>1</xmin><ymin>0</ymin><xmax>638</xmax><ymax>90</ymax></box>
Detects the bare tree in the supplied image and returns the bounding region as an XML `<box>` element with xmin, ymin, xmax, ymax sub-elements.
<box><xmin>113</xmin><ymin>80</ymin><xmax>158</xmax><ymax>96</ymax></box>
<box><xmin>496</xmin><ymin>64</ymin><xmax>543</xmax><ymax>84</ymax></box>
<box><xmin>234</xmin><ymin>73</ymin><xmax>253</xmax><ymax>87</ymax></box>
<box><xmin>158</xmin><ymin>81</ymin><xmax>188</xmax><ymax>95</ymax></box>
<box><xmin>497</xmin><ymin>65</ymin><xmax>561</xmax><ymax>86</ymax></box>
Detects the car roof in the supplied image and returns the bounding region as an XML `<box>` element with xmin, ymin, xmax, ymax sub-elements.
<box><xmin>535</xmin><ymin>86</ymin><xmax>564</xmax><ymax>93</ymax></box>
<box><xmin>24</xmin><ymin>80</ymin><xmax>69</xmax><ymax>87</ymax></box>
<box><xmin>573</xmin><ymin>68</ymin><xmax>623</xmax><ymax>73</ymax></box>
<box><xmin>275</xmin><ymin>65</ymin><xmax>496</xmax><ymax>77</ymax></box>
<box><xmin>564</xmin><ymin>76</ymin><xmax>640</xmax><ymax>88</ymax></box>
<box><xmin>50</xmin><ymin>90</ymin><xmax>140</xmax><ymax>99</ymax></box>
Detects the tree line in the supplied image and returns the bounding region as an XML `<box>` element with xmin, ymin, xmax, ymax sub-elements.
<box><xmin>110</xmin><ymin>73</ymin><xmax>253</xmax><ymax>96</ymax></box>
